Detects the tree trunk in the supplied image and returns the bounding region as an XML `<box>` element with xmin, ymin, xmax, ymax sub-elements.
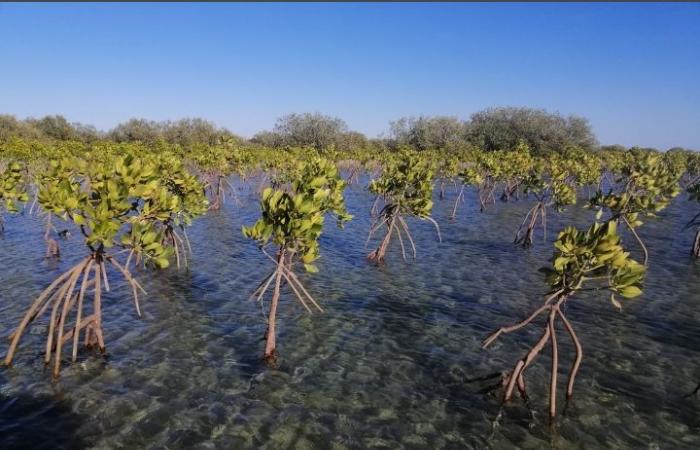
<box><xmin>264</xmin><ymin>249</ymin><xmax>285</xmax><ymax>361</ymax></box>
<box><xmin>693</xmin><ymin>227</ymin><xmax>700</xmax><ymax>258</ymax></box>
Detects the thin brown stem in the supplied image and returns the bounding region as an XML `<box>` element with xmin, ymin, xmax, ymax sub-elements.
<box><xmin>397</xmin><ymin>216</ymin><xmax>417</xmax><ymax>259</ymax></box>
<box><xmin>4</xmin><ymin>266</ymin><xmax>77</xmax><ymax>364</ymax></box>
<box><xmin>264</xmin><ymin>249</ymin><xmax>285</xmax><ymax>361</ymax></box>
<box><xmin>548</xmin><ymin>308</ymin><xmax>559</xmax><ymax>418</ymax></box>
<box><xmin>504</xmin><ymin>323</ymin><xmax>551</xmax><ymax>401</ymax></box>
<box><xmin>482</xmin><ymin>290</ymin><xmax>564</xmax><ymax>348</ymax></box>
<box><xmin>557</xmin><ymin>306</ymin><xmax>583</xmax><ymax>398</ymax></box>
<box><xmin>450</xmin><ymin>185</ymin><xmax>465</xmax><ymax>219</ymax></box>
<box><xmin>621</xmin><ymin>216</ymin><xmax>649</xmax><ymax>266</ymax></box>
<box><xmin>72</xmin><ymin>260</ymin><xmax>94</xmax><ymax>362</ymax></box>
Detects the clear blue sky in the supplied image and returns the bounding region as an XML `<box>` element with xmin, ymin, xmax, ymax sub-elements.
<box><xmin>1</xmin><ymin>3</ymin><xmax>698</xmax><ymax>149</ymax></box>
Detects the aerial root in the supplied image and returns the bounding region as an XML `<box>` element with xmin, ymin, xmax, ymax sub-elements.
<box><xmin>548</xmin><ymin>307</ymin><xmax>559</xmax><ymax>418</ymax></box>
<box><xmin>394</xmin><ymin>222</ymin><xmax>407</xmax><ymax>261</ymax></box>
<box><xmin>557</xmin><ymin>306</ymin><xmax>582</xmax><ymax>398</ymax></box>
<box><xmin>450</xmin><ymin>185</ymin><xmax>465</xmax><ymax>219</ymax></box>
<box><xmin>369</xmin><ymin>195</ymin><xmax>381</xmax><ymax>217</ymax></box>
<box><xmin>482</xmin><ymin>292</ymin><xmax>581</xmax><ymax>418</ymax></box>
<box><xmin>367</xmin><ymin>215</ymin><xmax>395</xmax><ymax>264</ymax></box>
<box><xmin>514</xmin><ymin>202</ymin><xmax>544</xmax><ymax>248</ymax></box>
<box><xmin>44</xmin><ymin>215</ymin><xmax>60</xmax><ymax>258</ymax></box>
<box><xmin>256</xmin><ymin>251</ymin><xmax>323</xmax><ymax>314</ymax></box>
<box><xmin>621</xmin><ymin>215</ymin><xmax>649</xmax><ymax>266</ymax></box>
<box><xmin>4</xmin><ymin>251</ymin><xmax>149</xmax><ymax>376</ymax></box>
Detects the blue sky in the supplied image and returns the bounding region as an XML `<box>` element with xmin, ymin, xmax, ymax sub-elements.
<box><xmin>1</xmin><ymin>3</ymin><xmax>698</xmax><ymax>149</ymax></box>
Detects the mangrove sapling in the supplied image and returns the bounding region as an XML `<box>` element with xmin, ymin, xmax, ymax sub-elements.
<box><xmin>498</xmin><ymin>143</ymin><xmax>534</xmax><ymax>203</ymax></box>
<box><xmin>472</xmin><ymin>152</ymin><xmax>508</xmax><ymax>212</ymax></box>
<box><xmin>4</xmin><ymin>154</ymin><xmax>196</xmax><ymax>377</ymax></box>
<box><xmin>589</xmin><ymin>153</ymin><xmax>681</xmax><ymax>266</ymax></box>
<box><xmin>483</xmin><ymin>219</ymin><xmax>647</xmax><ymax>419</ymax></box>
<box><xmin>0</xmin><ymin>161</ymin><xmax>29</xmax><ymax>232</ymax></box>
<box><xmin>150</xmin><ymin>153</ymin><xmax>209</xmax><ymax>269</ymax></box>
<box><xmin>436</xmin><ymin>155</ymin><xmax>460</xmax><ymax>200</ymax></box>
<box><xmin>450</xmin><ymin>165</ymin><xmax>484</xmax><ymax>220</ymax></box>
<box><xmin>243</xmin><ymin>157</ymin><xmax>351</xmax><ymax>362</ymax></box>
<box><xmin>192</xmin><ymin>144</ymin><xmax>244</xmax><ymax>212</ymax></box>
<box><xmin>514</xmin><ymin>161</ymin><xmax>577</xmax><ymax>248</ymax></box>
<box><xmin>366</xmin><ymin>150</ymin><xmax>441</xmax><ymax>264</ymax></box>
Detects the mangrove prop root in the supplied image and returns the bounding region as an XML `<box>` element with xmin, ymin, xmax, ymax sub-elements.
<box><xmin>369</xmin><ymin>196</ymin><xmax>381</xmax><ymax>217</ymax></box>
<box><xmin>367</xmin><ymin>216</ymin><xmax>396</xmax><ymax>264</ymax></box>
<box><xmin>44</xmin><ymin>215</ymin><xmax>60</xmax><ymax>258</ymax></box>
<box><xmin>254</xmin><ymin>248</ymin><xmax>323</xmax><ymax>362</ymax></box>
<box><xmin>397</xmin><ymin>216</ymin><xmax>417</xmax><ymax>259</ymax></box>
<box><xmin>514</xmin><ymin>202</ymin><xmax>545</xmax><ymax>248</ymax></box>
<box><xmin>482</xmin><ymin>292</ymin><xmax>582</xmax><ymax>418</ymax></box>
<box><xmin>548</xmin><ymin>308</ymin><xmax>559</xmax><ymax>419</ymax></box>
<box><xmin>4</xmin><ymin>252</ymin><xmax>146</xmax><ymax>376</ymax></box>
<box><xmin>557</xmin><ymin>307</ymin><xmax>583</xmax><ymax>398</ymax></box>
<box><xmin>621</xmin><ymin>216</ymin><xmax>649</xmax><ymax>266</ymax></box>
<box><xmin>501</xmin><ymin>182</ymin><xmax>519</xmax><ymax>202</ymax></box>
<box><xmin>450</xmin><ymin>185</ymin><xmax>465</xmax><ymax>220</ymax></box>
<box><xmin>263</xmin><ymin>250</ymin><xmax>285</xmax><ymax>362</ymax></box>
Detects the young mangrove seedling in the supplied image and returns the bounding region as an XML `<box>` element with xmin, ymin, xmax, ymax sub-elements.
<box><xmin>484</xmin><ymin>219</ymin><xmax>646</xmax><ymax>419</ymax></box>
<box><xmin>4</xmin><ymin>153</ymin><xmax>201</xmax><ymax>377</ymax></box>
<box><xmin>0</xmin><ymin>161</ymin><xmax>29</xmax><ymax>232</ymax></box>
<box><xmin>450</xmin><ymin>164</ymin><xmax>484</xmax><ymax>220</ymax></box>
<box><xmin>514</xmin><ymin>158</ymin><xmax>577</xmax><ymax>247</ymax></box>
<box><xmin>243</xmin><ymin>157</ymin><xmax>351</xmax><ymax>362</ymax></box>
<box><xmin>366</xmin><ymin>150</ymin><xmax>441</xmax><ymax>264</ymax></box>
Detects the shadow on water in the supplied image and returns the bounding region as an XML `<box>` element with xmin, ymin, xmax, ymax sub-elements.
<box><xmin>0</xmin><ymin>392</ymin><xmax>87</xmax><ymax>450</ymax></box>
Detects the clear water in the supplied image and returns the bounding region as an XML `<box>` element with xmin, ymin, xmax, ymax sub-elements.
<box><xmin>1</xmin><ymin>176</ymin><xmax>699</xmax><ymax>449</ymax></box>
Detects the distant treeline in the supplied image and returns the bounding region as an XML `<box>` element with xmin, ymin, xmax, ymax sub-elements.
<box><xmin>0</xmin><ymin>108</ymin><xmax>693</xmax><ymax>154</ymax></box>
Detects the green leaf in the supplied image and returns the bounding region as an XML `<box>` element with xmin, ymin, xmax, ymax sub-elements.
<box><xmin>618</xmin><ymin>285</ymin><xmax>642</xmax><ymax>298</ymax></box>
<box><xmin>303</xmin><ymin>263</ymin><xmax>319</xmax><ymax>273</ymax></box>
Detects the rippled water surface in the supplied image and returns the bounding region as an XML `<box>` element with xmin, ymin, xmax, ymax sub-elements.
<box><xmin>1</xmin><ymin>176</ymin><xmax>700</xmax><ymax>449</ymax></box>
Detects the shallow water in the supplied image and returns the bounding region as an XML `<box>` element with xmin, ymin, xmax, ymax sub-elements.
<box><xmin>1</xmin><ymin>176</ymin><xmax>699</xmax><ymax>449</ymax></box>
